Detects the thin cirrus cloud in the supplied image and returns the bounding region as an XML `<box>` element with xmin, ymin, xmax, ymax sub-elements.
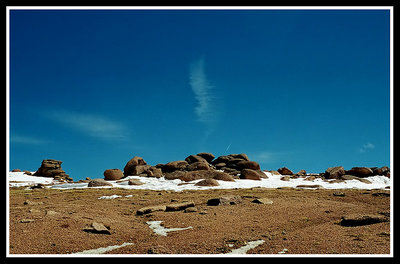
<box><xmin>359</xmin><ymin>142</ymin><xmax>375</xmax><ymax>153</ymax></box>
<box><xmin>46</xmin><ymin>110</ymin><xmax>129</xmax><ymax>141</ymax></box>
<box><xmin>189</xmin><ymin>58</ymin><xmax>218</xmax><ymax>126</ymax></box>
<box><xmin>10</xmin><ymin>134</ymin><xmax>49</xmax><ymax>145</ymax></box>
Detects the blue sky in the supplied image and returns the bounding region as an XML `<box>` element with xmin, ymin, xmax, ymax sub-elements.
<box><xmin>8</xmin><ymin>8</ymin><xmax>391</xmax><ymax>180</ymax></box>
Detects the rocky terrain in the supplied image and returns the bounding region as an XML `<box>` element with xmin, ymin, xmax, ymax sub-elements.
<box><xmin>11</xmin><ymin>153</ymin><xmax>390</xmax><ymax>188</ymax></box>
<box><xmin>8</xmin><ymin>186</ymin><xmax>390</xmax><ymax>255</ymax></box>
<box><xmin>8</xmin><ymin>153</ymin><xmax>391</xmax><ymax>255</ymax></box>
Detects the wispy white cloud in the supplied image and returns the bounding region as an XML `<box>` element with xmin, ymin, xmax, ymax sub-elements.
<box><xmin>248</xmin><ymin>150</ymin><xmax>291</xmax><ymax>165</ymax></box>
<box><xmin>359</xmin><ymin>142</ymin><xmax>375</xmax><ymax>153</ymax></box>
<box><xmin>47</xmin><ymin>110</ymin><xmax>129</xmax><ymax>141</ymax></box>
<box><xmin>10</xmin><ymin>134</ymin><xmax>49</xmax><ymax>145</ymax></box>
<box><xmin>189</xmin><ymin>58</ymin><xmax>217</xmax><ymax>126</ymax></box>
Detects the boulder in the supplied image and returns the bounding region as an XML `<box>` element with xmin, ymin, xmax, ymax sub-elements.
<box><xmin>128</xmin><ymin>179</ymin><xmax>145</xmax><ymax>185</ymax></box>
<box><xmin>296</xmin><ymin>169</ymin><xmax>307</xmax><ymax>176</ymax></box>
<box><xmin>162</xmin><ymin>160</ymin><xmax>188</xmax><ymax>173</ymax></box>
<box><xmin>280</xmin><ymin>176</ymin><xmax>291</xmax><ymax>181</ymax></box>
<box><xmin>146</xmin><ymin>166</ymin><xmax>163</xmax><ymax>178</ymax></box>
<box><xmin>236</xmin><ymin>160</ymin><xmax>260</xmax><ymax>170</ymax></box>
<box><xmin>277</xmin><ymin>167</ymin><xmax>293</xmax><ymax>175</ymax></box>
<box><xmin>229</xmin><ymin>153</ymin><xmax>250</xmax><ymax>161</ymax></box>
<box><xmin>304</xmin><ymin>176</ymin><xmax>316</xmax><ymax>181</ymax></box>
<box><xmin>212</xmin><ymin>155</ymin><xmax>233</xmax><ymax>165</ymax></box>
<box><xmin>88</xmin><ymin>178</ymin><xmax>113</xmax><ymax>187</ymax></box>
<box><xmin>268</xmin><ymin>170</ymin><xmax>281</xmax><ymax>175</ymax></box>
<box><xmin>164</xmin><ymin>170</ymin><xmax>186</xmax><ymax>180</ymax></box>
<box><xmin>214</xmin><ymin>171</ymin><xmax>236</xmax><ymax>181</ymax></box>
<box><xmin>195</xmin><ymin>178</ymin><xmax>220</xmax><ymax>186</ymax></box>
<box><xmin>372</xmin><ymin>166</ymin><xmax>390</xmax><ymax>176</ymax></box>
<box><xmin>346</xmin><ymin>167</ymin><xmax>373</xmax><ymax>178</ymax></box>
<box><xmin>104</xmin><ymin>169</ymin><xmax>124</xmax><ymax>180</ymax></box>
<box><xmin>187</xmin><ymin>161</ymin><xmax>210</xmax><ymax>171</ymax></box>
<box><xmin>240</xmin><ymin>169</ymin><xmax>263</xmax><ymax>180</ymax></box>
<box><xmin>214</xmin><ymin>163</ymin><xmax>226</xmax><ymax>170</ymax></box>
<box><xmin>196</xmin><ymin>152</ymin><xmax>215</xmax><ymax>163</ymax></box>
<box><xmin>131</xmin><ymin>165</ymin><xmax>151</xmax><ymax>176</ymax></box>
<box><xmin>185</xmin><ymin>155</ymin><xmax>207</xmax><ymax>164</ymax></box>
<box><xmin>324</xmin><ymin>166</ymin><xmax>345</xmax><ymax>179</ymax></box>
<box><xmin>222</xmin><ymin>167</ymin><xmax>241</xmax><ymax>177</ymax></box>
<box><xmin>123</xmin><ymin>156</ymin><xmax>147</xmax><ymax>176</ymax></box>
<box><xmin>180</xmin><ymin>170</ymin><xmax>234</xmax><ymax>182</ymax></box>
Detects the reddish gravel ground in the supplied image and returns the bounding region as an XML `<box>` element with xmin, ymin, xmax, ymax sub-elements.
<box><xmin>8</xmin><ymin>187</ymin><xmax>391</xmax><ymax>255</ymax></box>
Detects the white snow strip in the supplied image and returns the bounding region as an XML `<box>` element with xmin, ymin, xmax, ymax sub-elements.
<box><xmin>98</xmin><ymin>194</ymin><xmax>122</xmax><ymax>199</ymax></box>
<box><xmin>8</xmin><ymin>171</ymin><xmax>56</xmax><ymax>187</ymax></box>
<box><xmin>9</xmin><ymin>171</ymin><xmax>391</xmax><ymax>191</ymax></box>
<box><xmin>72</xmin><ymin>242</ymin><xmax>134</xmax><ymax>254</ymax></box>
<box><xmin>146</xmin><ymin>221</ymin><xmax>193</xmax><ymax>236</ymax></box>
<box><xmin>226</xmin><ymin>240</ymin><xmax>265</xmax><ymax>254</ymax></box>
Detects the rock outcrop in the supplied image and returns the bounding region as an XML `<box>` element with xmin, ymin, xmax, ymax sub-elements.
<box><xmin>33</xmin><ymin>159</ymin><xmax>72</xmax><ymax>182</ymax></box>
<box><xmin>119</xmin><ymin>152</ymin><xmax>263</xmax><ymax>182</ymax></box>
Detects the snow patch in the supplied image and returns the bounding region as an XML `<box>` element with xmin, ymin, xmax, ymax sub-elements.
<box><xmin>226</xmin><ymin>240</ymin><xmax>265</xmax><ymax>254</ymax></box>
<box><xmin>9</xmin><ymin>171</ymin><xmax>391</xmax><ymax>191</ymax></box>
<box><xmin>72</xmin><ymin>242</ymin><xmax>134</xmax><ymax>254</ymax></box>
<box><xmin>146</xmin><ymin>220</ymin><xmax>193</xmax><ymax>236</ymax></box>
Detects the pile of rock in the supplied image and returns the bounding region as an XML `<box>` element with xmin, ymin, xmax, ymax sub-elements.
<box><xmin>266</xmin><ymin>165</ymin><xmax>390</xmax><ymax>183</ymax></box>
<box><xmin>324</xmin><ymin>166</ymin><xmax>390</xmax><ymax>180</ymax></box>
<box><xmin>99</xmin><ymin>153</ymin><xmax>390</xmax><ymax>187</ymax></box>
<box><xmin>33</xmin><ymin>159</ymin><xmax>73</xmax><ymax>182</ymax></box>
<box><xmin>101</xmin><ymin>153</ymin><xmax>267</xmax><ymax>186</ymax></box>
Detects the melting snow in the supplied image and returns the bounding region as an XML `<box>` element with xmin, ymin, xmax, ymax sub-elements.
<box><xmin>146</xmin><ymin>220</ymin><xmax>193</xmax><ymax>236</ymax></box>
<box><xmin>9</xmin><ymin>171</ymin><xmax>391</xmax><ymax>191</ymax></box>
<box><xmin>72</xmin><ymin>242</ymin><xmax>134</xmax><ymax>254</ymax></box>
<box><xmin>226</xmin><ymin>240</ymin><xmax>265</xmax><ymax>254</ymax></box>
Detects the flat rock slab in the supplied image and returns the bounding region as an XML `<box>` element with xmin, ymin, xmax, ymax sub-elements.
<box><xmin>83</xmin><ymin>222</ymin><xmax>111</xmax><ymax>235</ymax></box>
<box><xmin>136</xmin><ymin>205</ymin><xmax>167</xmax><ymax>215</ymax></box>
<box><xmin>340</xmin><ymin>214</ymin><xmax>389</xmax><ymax>227</ymax></box>
<box><xmin>165</xmin><ymin>201</ymin><xmax>195</xmax><ymax>211</ymax></box>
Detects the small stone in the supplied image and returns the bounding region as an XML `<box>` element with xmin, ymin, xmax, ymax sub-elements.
<box><xmin>252</xmin><ymin>198</ymin><xmax>273</xmax><ymax>204</ymax></box>
<box><xmin>184</xmin><ymin>207</ymin><xmax>198</xmax><ymax>213</ymax></box>
<box><xmin>128</xmin><ymin>179</ymin><xmax>145</xmax><ymax>185</ymax></box>
<box><xmin>20</xmin><ymin>219</ymin><xmax>35</xmax><ymax>223</ymax></box>
<box><xmin>207</xmin><ymin>195</ymin><xmax>242</xmax><ymax>206</ymax></box>
<box><xmin>46</xmin><ymin>210</ymin><xmax>59</xmax><ymax>216</ymax></box>
<box><xmin>333</xmin><ymin>192</ymin><xmax>345</xmax><ymax>197</ymax></box>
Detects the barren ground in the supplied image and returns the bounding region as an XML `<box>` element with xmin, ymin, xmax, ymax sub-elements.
<box><xmin>8</xmin><ymin>187</ymin><xmax>391</xmax><ymax>255</ymax></box>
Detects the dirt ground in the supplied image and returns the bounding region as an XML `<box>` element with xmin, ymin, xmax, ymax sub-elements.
<box><xmin>8</xmin><ymin>186</ymin><xmax>391</xmax><ymax>255</ymax></box>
